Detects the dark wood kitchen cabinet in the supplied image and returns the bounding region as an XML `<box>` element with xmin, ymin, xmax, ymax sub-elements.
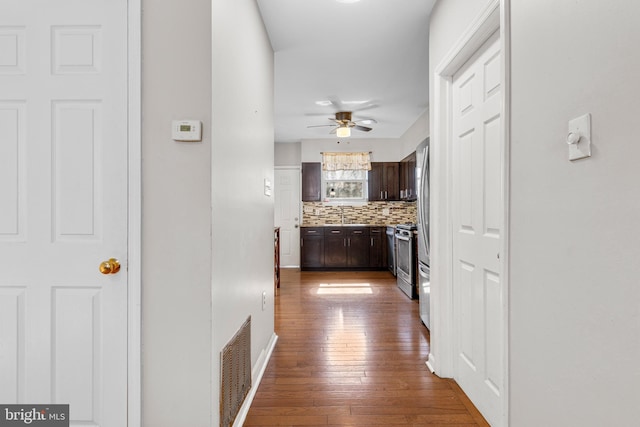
<box><xmin>300</xmin><ymin>227</ymin><xmax>324</xmax><ymax>268</ymax></box>
<box><xmin>324</xmin><ymin>227</ymin><xmax>370</xmax><ymax>269</ymax></box>
<box><xmin>399</xmin><ymin>152</ymin><xmax>417</xmax><ymax>201</ymax></box>
<box><xmin>347</xmin><ymin>228</ymin><xmax>370</xmax><ymax>268</ymax></box>
<box><xmin>369</xmin><ymin>227</ymin><xmax>386</xmax><ymax>268</ymax></box>
<box><xmin>301</xmin><ymin>162</ymin><xmax>321</xmax><ymax>201</ymax></box>
<box><xmin>324</xmin><ymin>227</ymin><xmax>347</xmax><ymax>268</ymax></box>
<box><xmin>301</xmin><ymin>226</ymin><xmax>387</xmax><ymax>271</ymax></box>
<box><xmin>368</xmin><ymin>162</ymin><xmax>400</xmax><ymax>201</ymax></box>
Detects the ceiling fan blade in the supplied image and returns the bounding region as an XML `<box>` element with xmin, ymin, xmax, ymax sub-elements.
<box><xmin>354</xmin><ymin>117</ymin><xmax>378</xmax><ymax>125</ymax></box>
<box><xmin>354</xmin><ymin>125</ymin><xmax>372</xmax><ymax>132</ymax></box>
<box><xmin>307</xmin><ymin>124</ymin><xmax>336</xmax><ymax>128</ymax></box>
<box><xmin>352</xmin><ymin>103</ymin><xmax>379</xmax><ymax>113</ymax></box>
<box><xmin>326</xmin><ymin>96</ymin><xmax>344</xmax><ymax>111</ymax></box>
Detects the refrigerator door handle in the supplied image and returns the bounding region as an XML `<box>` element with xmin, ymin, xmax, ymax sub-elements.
<box><xmin>419</xmin><ymin>263</ymin><xmax>429</xmax><ymax>276</ymax></box>
<box><xmin>418</xmin><ymin>145</ymin><xmax>430</xmax><ymax>260</ymax></box>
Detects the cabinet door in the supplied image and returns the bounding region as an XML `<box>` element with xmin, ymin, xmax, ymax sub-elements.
<box><xmin>367</xmin><ymin>162</ymin><xmax>384</xmax><ymax>201</ymax></box>
<box><xmin>301</xmin><ymin>162</ymin><xmax>321</xmax><ymax>201</ymax></box>
<box><xmin>383</xmin><ymin>162</ymin><xmax>400</xmax><ymax>201</ymax></box>
<box><xmin>406</xmin><ymin>152</ymin><xmax>417</xmax><ymax>200</ymax></box>
<box><xmin>325</xmin><ymin>234</ymin><xmax>347</xmax><ymax>267</ymax></box>
<box><xmin>399</xmin><ymin>152</ymin><xmax>416</xmax><ymax>200</ymax></box>
<box><xmin>369</xmin><ymin>227</ymin><xmax>385</xmax><ymax>268</ymax></box>
<box><xmin>301</xmin><ymin>228</ymin><xmax>324</xmax><ymax>268</ymax></box>
<box><xmin>347</xmin><ymin>229</ymin><xmax>370</xmax><ymax>268</ymax></box>
<box><xmin>399</xmin><ymin>160</ymin><xmax>407</xmax><ymax>199</ymax></box>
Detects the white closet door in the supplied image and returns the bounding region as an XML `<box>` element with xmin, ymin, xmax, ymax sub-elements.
<box><xmin>451</xmin><ymin>30</ymin><xmax>504</xmax><ymax>426</ymax></box>
<box><xmin>0</xmin><ymin>1</ymin><xmax>129</xmax><ymax>425</ymax></box>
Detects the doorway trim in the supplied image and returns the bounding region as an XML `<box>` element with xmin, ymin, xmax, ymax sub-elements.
<box><xmin>127</xmin><ymin>0</ymin><xmax>142</xmax><ymax>425</ymax></box>
<box><xmin>429</xmin><ymin>0</ymin><xmax>510</xmax><ymax>424</ymax></box>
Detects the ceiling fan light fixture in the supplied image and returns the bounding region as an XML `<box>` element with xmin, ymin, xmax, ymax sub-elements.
<box><xmin>336</xmin><ymin>126</ymin><xmax>351</xmax><ymax>138</ymax></box>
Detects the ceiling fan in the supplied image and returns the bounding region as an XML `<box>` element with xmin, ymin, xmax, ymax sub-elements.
<box><xmin>307</xmin><ymin>111</ymin><xmax>377</xmax><ymax>137</ymax></box>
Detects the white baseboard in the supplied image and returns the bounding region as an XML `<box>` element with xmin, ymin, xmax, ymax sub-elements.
<box><xmin>232</xmin><ymin>332</ymin><xmax>278</xmax><ymax>427</ymax></box>
<box><xmin>426</xmin><ymin>352</ymin><xmax>436</xmax><ymax>374</ymax></box>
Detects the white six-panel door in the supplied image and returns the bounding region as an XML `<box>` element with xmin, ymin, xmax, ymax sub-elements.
<box><xmin>0</xmin><ymin>1</ymin><xmax>129</xmax><ymax>425</ymax></box>
<box><xmin>451</xmin><ymin>30</ymin><xmax>504</xmax><ymax>426</ymax></box>
<box><xmin>274</xmin><ymin>168</ymin><xmax>301</xmax><ymax>267</ymax></box>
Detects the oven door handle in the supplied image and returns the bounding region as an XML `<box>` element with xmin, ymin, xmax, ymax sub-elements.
<box><xmin>395</xmin><ymin>234</ymin><xmax>411</xmax><ymax>242</ymax></box>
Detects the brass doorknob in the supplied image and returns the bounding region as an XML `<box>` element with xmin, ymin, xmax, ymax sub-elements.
<box><xmin>99</xmin><ymin>258</ymin><xmax>121</xmax><ymax>275</ymax></box>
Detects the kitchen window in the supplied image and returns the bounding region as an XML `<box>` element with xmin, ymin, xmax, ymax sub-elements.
<box><xmin>322</xmin><ymin>169</ymin><xmax>368</xmax><ymax>204</ymax></box>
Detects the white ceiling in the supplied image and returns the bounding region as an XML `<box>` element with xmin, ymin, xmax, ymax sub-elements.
<box><xmin>256</xmin><ymin>0</ymin><xmax>436</xmax><ymax>143</ymax></box>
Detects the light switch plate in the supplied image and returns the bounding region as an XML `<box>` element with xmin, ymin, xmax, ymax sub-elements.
<box><xmin>264</xmin><ymin>178</ymin><xmax>272</xmax><ymax>196</ymax></box>
<box><xmin>568</xmin><ymin>113</ymin><xmax>591</xmax><ymax>161</ymax></box>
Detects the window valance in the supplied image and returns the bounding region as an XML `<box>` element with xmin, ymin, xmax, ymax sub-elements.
<box><xmin>321</xmin><ymin>152</ymin><xmax>371</xmax><ymax>171</ymax></box>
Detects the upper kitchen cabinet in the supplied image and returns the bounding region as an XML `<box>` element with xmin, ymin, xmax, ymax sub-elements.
<box><xmin>399</xmin><ymin>152</ymin><xmax>417</xmax><ymax>201</ymax></box>
<box><xmin>368</xmin><ymin>162</ymin><xmax>400</xmax><ymax>201</ymax></box>
<box><xmin>301</xmin><ymin>162</ymin><xmax>321</xmax><ymax>201</ymax></box>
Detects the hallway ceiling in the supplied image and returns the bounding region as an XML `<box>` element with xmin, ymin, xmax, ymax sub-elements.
<box><xmin>256</xmin><ymin>0</ymin><xmax>435</xmax><ymax>143</ymax></box>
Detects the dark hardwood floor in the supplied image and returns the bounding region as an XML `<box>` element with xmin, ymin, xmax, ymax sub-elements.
<box><xmin>245</xmin><ymin>269</ymin><xmax>489</xmax><ymax>426</ymax></box>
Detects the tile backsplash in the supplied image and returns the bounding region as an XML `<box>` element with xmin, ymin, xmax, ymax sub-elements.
<box><xmin>302</xmin><ymin>201</ymin><xmax>417</xmax><ymax>226</ymax></box>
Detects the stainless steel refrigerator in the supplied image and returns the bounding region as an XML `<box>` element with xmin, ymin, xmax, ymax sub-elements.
<box><xmin>416</xmin><ymin>138</ymin><xmax>430</xmax><ymax>329</ymax></box>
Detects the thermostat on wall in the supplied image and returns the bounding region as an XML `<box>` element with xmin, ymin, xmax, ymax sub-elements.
<box><xmin>172</xmin><ymin>120</ymin><xmax>202</xmax><ymax>142</ymax></box>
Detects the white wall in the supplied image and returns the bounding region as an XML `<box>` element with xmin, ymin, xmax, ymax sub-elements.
<box><xmin>400</xmin><ymin>109</ymin><xmax>429</xmax><ymax>155</ymax></box>
<box><xmin>211</xmin><ymin>1</ymin><xmax>275</xmax><ymax>427</ymax></box>
<box><xmin>430</xmin><ymin>0</ymin><xmax>640</xmax><ymax>425</ymax></box>
<box><xmin>142</xmin><ymin>0</ymin><xmax>213</xmax><ymax>425</ymax></box>
<box><xmin>300</xmin><ymin>138</ymin><xmax>403</xmax><ymax>163</ymax></box>
<box><xmin>142</xmin><ymin>1</ymin><xmax>275</xmax><ymax>426</ymax></box>
<box><xmin>275</xmin><ymin>141</ymin><xmax>301</xmax><ymax>166</ymax></box>
<box><xmin>509</xmin><ymin>1</ymin><xmax>640</xmax><ymax>425</ymax></box>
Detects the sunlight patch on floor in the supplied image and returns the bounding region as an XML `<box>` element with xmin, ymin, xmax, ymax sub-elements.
<box><xmin>316</xmin><ymin>283</ymin><xmax>373</xmax><ymax>295</ymax></box>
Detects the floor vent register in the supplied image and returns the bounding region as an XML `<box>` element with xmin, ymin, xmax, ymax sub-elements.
<box><xmin>220</xmin><ymin>316</ymin><xmax>252</xmax><ymax>427</ymax></box>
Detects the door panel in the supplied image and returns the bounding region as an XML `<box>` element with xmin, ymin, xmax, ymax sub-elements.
<box><xmin>301</xmin><ymin>162</ymin><xmax>321</xmax><ymax>201</ymax></box>
<box><xmin>383</xmin><ymin>162</ymin><xmax>400</xmax><ymax>200</ymax></box>
<box><xmin>0</xmin><ymin>102</ymin><xmax>25</xmax><ymax>239</ymax></box>
<box><xmin>300</xmin><ymin>233</ymin><xmax>323</xmax><ymax>269</ymax></box>
<box><xmin>0</xmin><ymin>2</ymin><xmax>128</xmax><ymax>425</ymax></box>
<box><xmin>452</xmin><ymin>30</ymin><xmax>503</xmax><ymax>426</ymax></box>
<box><xmin>324</xmin><ymin>235</ymin><xmax>347</xmax><ymax>268</ymax></box>
<box><xmin>275</xmin><ymin>168</ymin><xmax>301</xmax><ymax>267</ymax></box>
<box><xmin>347</xmin><ymin>231</ymin><xmax>369</xmax><ymax>268</ymax></box>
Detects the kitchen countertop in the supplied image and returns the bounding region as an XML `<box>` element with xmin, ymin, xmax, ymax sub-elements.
<box><xmin>301</xmin><ymin>224</ymin><xmax>391</xmax><ymax>227</ymax></box>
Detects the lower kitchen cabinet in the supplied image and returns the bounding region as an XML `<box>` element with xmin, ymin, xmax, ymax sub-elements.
<box><xmin>324</xmin><ymin>227</ymin><xmax>347</xmax><ymax>268</ymax></box>
<box><xmin>369</xmin><ymin>227</ymin><xmax>386</xmax><ymax>268</ymax></box>
<box><xmin>347</xmin><ymin>228</ymin><xmax>369</xmax><ymax>268</ymax></box>
<box><xmin>300</xmin><ymin>227</ymin><xmax>324</xmax><ymax>268</ymax></box>
<box><xmin>301</xmin><ymin>226</ymin><xmax>386</xmax><ymax>271</ymax></box>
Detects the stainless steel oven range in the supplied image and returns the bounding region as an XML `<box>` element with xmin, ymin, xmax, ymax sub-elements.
<box><xmin>395</xmin><ymin>223</ymin><xmax>417</xmax><ymax>299</ymax></box>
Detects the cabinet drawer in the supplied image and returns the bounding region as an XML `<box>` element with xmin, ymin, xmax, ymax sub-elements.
<box><xmin>324</xmin><ymin>227</ymin><xmax>345</xmax><ymax>236</ymax></box>
<box><xmin>301</xmin><ymin>227</ymin><xmax>323</xmax><ymax>236</ymax></box>
<box><xmin>347</xmin><ymin>227</ymin><xmax>368</xmax><ymax>236</ymax></box>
